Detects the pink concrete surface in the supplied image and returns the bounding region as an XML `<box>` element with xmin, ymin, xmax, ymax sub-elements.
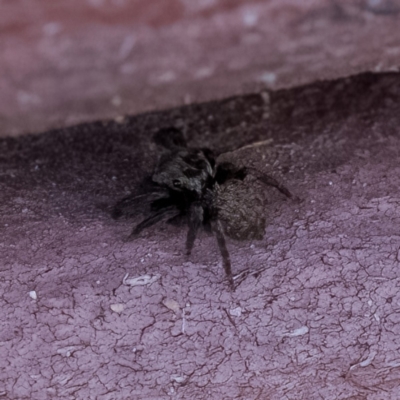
<box><xmin>1</xmin><ymin>72</ymin><xmax>400</xmax><ymax>398</ymax></box>
<box><xmin>2</xmin><ymin>0</ymin><xmax>400</xmax><ymax>137</ymax></box>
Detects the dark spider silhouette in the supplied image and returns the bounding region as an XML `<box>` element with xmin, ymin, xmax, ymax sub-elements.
<box><xmin>113</xmin><ymin>127</ymin><xmax>293</xmax><ymax>287</ymax></box>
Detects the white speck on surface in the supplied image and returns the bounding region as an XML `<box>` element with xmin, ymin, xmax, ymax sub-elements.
<box><xmin>351</xmin><ymin>350</ymin><xmax>377</xmax><ymax>369</ymax></box>
<box><xmin>170</xmin><ymin>374</ymin><xmax>187</xmax><ymax>384</ymax></box>
<box><xmin>368</xmin><ymin>299</ymin><xmax>373</xmax><ymax>306</ymax></box>
<box><xmin>230</xmin><ymin>307</ymin><xmax>242</xmax><ymax>317</ymax></box>
<box><xmin>387</xmin><ymin>360</ymin><xmax>400</xmax><ymax>368</ymax></box>
<box><xmin>96</xmin><ymin>280</ymin><xmax>100</xmax><ymax>284</ymax></box>
<box><xmin>110</xmin><ymin>303</ymin><xmax>125</xmax><ymax>314</ymax></box>
<box><xmin>282</xmin><ymin>326</ymin><xmax>309</xmax><ymax>337</ymax></box>
<box><xmin>163</xmin><ymin>298</ymin><xmax>180</xmax><ymax>313</ymax></box>
<box><xmin>29</xmin><ymin>291</ymin><xmax>37</xmax><ymax>300</ymax></box>
<box><xmin>57</xmin><ymin>346</ymin><xmax>79</xmax><ymax>357</ymax></box>
<box><xmin>242</xmin><ymin>9</ymin><xmax>258</xmax><ymax>27</ymax></box>
<box><xmin>329</xmin><ymin>181</ymin><xmax>333</xmax><ymax>186</ymax></box>
<box><xmin>260</xmin><ymin>72</ymin><xmax>277</xmax><ymax>85</ymax></box>
<box><xmin>123</xmin><ymin>273</ymin><xmax>161</xmax><ymax>287</ymax></box>
<box><xmin>374</xmin><ymin>312</ymin><xmax>380</xmax><ymax>322</ymax></box>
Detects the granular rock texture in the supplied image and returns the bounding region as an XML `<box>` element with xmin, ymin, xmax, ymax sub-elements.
<box><xmin>1</xmin><ymin>72</ymin><xmax>400</xmax><ymax>399</ymax></box>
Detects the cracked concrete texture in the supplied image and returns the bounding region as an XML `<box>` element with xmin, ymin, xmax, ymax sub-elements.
<box><xmin>1</xmin><ymin>72</ymin><xmax>400</xmax><ymax>399</ymax></box>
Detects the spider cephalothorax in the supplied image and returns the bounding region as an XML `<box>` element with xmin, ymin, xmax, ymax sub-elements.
<box><xmin>113</xmin><ymin>127</ymin><xmax>292</xmax><ymax>287</ymax></box>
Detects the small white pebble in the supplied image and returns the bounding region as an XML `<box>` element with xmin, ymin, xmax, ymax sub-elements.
<box><xmin>163</xmin><ymin>298</ymin><xmax>180</xmax><ymax>313</ymax></box>
<box><xmin>358</xmin><ymin>351</ymin><xmax>377</xmax><ymax>368</ymax></box>
<box><xmin>329</xmin><ymin>181</ymin><xmax>333</xmax><ymax>186</ymax></box>
<box><xmin>29</xmin><ymin>291</ymin><xmax>37</xmax><ymax>300</ymax></box>
<box><xmin>110</xmin><ymin>303</ymin><xmax>124</xmax><ymax>314</ymax></box>
<box><xmin>282</xmin><ymin>326</ymin><xmax>309</xmax><ymax>337</ymax></box>
<box><xmin>96</xmin><ymin>280</ymin><xmax>100</xmax><ymax>285</ymax></box>
<box><xmin>230</xmin><ymin>307</ymin><xmax>242</xmax><ymax>317</ymax></box>
<box><xmin>170</xmin><ymin>374</ymin><xmax>187</xmax><ymax>384</ymax></box>
<box><xmin>123</xmin><ymin>273</ymin><xmax>160</xmax><ymax>287</ymax></box>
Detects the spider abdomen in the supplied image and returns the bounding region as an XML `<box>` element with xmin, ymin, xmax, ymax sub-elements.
<box><xmin>215</xmin><ymin>180</ymin><xmax>266</xmax><ymax>241</ymax></box>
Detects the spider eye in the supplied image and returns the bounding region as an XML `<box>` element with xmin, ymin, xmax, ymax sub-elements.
<box><xmin>173</xmin><ymin>179</ymin><xmax>182</xmax><ymax>188</ymax></box>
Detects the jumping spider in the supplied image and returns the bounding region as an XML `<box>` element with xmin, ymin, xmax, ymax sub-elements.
<box><xmin>113</xmin><ymin>127</ymin><xmax>293</xmax><ymax>287</ymax></box>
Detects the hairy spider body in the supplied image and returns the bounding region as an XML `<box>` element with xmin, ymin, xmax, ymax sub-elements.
<box><xmin>113</xmin><ymin>127</ymin><xmax>292</xmax><ymax>287</ymax></box>
<box><xmin>216</xmin><ymin>180</ymin><xmax>266</xmax><ymax>241</ymax></box>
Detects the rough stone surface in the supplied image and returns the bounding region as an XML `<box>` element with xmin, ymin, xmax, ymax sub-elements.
<box><xmin>2</xmin><ymin>0</ymin><xmax>400</xmax><ymax>137</ymax></box>
<box><xmin>1</xmin><ymin>72</ymin><xmax>400</xmax><ymax>398</ymax></box>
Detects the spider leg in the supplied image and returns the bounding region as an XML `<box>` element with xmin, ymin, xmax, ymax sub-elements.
<box><xmin>185</xmin><ymin>202</ymin><xmax>203</xmax><ymax>255</ymax></box>
<box><xmin>211</xmin><ymin>219</ymin><xmax>233</xmax><ymax>288</ymax></box>
<box><xmin>112</xmin><ymin>191</ymin><xmax>168</xmax><ymax>219</ymax></box>
<box><xmin>166</xmin><ymin>213</ymin><xmax>187</xmax><ymax>227</ymax></box>
<box><xmin>129</xmin><ymin>206</ymin><xmax>178</xmax><ymax>238</ymax></box>
<box><xmin>217</xmin><ymin>162</ymin><xmax>292</xmax><ymax>198</ymax></box>
<box><xmin>247</xmin><ymin>167</ymin><xmax>292</xmax><ymax>198</ymax></box>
